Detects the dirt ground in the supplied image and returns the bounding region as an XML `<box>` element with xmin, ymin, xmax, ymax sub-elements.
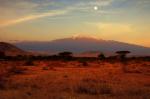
<box><xmin>0</xmin><ymin>60</ymin><xmax>150</xmax><ymax>99</ymax></box>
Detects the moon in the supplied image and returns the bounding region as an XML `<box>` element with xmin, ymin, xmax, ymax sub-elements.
<box><xmin>94</xmin><ymin>6</ymin><xmax>98</xmax><ymax>10</ymax></box>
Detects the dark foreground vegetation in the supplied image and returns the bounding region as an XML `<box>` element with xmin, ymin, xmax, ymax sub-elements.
<box><xmin>0</xmin><ymin>51</ymin><xmax>150</xmax><ymax>61</ymax></box>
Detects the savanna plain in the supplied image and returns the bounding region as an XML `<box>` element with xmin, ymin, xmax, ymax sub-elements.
<box><xmin>0</xmin><ymin>58</ymin><xmax>150</xmax><ymax>99</ymax></box>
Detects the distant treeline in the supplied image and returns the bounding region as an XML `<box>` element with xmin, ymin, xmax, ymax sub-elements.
<box><xmin>0</xmin><ymin>51</ymin><xmax>150</xmax><ymax>61</ymax></box>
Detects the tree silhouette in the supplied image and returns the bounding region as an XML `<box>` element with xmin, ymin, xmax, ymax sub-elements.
<box><xmin>116</xmin><ymin>51</ymin><xmax>131</xmax><ymax>72</ymax></box>
<box><xmin>98</xmin><ymin>53</ymin><xmax>105</xmax><ymax>60</ymax></box>
<box><xmin>59</xmin><ymin>52</ymin><xmax>72</xmax><ymax>57</ymax></box>
<box><xmin>116</xmin><ymin>51</ymin><xmax>130</xmax><ymax>60</ymax></box>
<box><xmin>58</xmin><ymin>51</ymin><xmax>73</xmax><ymax>60</ymax></box>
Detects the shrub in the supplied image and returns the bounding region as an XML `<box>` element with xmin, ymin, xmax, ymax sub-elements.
<box><xmin>98</xmin><ymin>53</ymin><xmax>106</xmax><ymax>60</ymax></box>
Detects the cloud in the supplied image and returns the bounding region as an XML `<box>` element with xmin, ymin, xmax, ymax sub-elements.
<box><xmin>75</xmin><ymin>0</ymin><xmax>113</xmax><ymax>6</ymax></box>
<box><xmin>0</xmin><ymin>0</ymin><xmax>116</xmax><ymax>27</ymax></box>
<box><xmin>0</xmin><ymin>0</ymin><xmax>38</xmax><ymax>12</ymax></box>
<box><xmin>0</xmin><ymin>0</ymin><xmax>114</xmax><ymax>15</ymax></box>
<box><xmin>92</xmin><ymin>22</ymin><xmax>133</xmax><ymax>34</ymax></box>
<box><xmin>0</xmin><ymin>10</ymin><xmax>68</xmax><ymax>27</ymax></box>
<box><xmin>0</xmin><ymin>0</ymin><xmax>67</xmax><ymax>18</ymax></box>
<box><xmin>68</xmin><ymin>0</ymin><xmax>113</xmax><ymax>11</ymax></box>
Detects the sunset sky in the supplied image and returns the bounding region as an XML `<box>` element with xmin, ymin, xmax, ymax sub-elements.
<box><xmin>0</xmin><ymin>0</ymin><xmax>150</xmax><ymax>47</ymax></box>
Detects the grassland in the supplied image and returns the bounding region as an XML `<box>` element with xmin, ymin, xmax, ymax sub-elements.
<box><xmin>0</xmin><ymin>59</ymin><xmax>150</xmax><ymax>99</ymax></box>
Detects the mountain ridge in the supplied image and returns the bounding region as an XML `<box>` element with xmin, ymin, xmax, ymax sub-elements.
<box><xmin>14</xmin><ymin>37</ymin><xmax>150</xmax><ymax>56</ymax></box>
<box><xmin>0</xmin><ymin>42</ymin><xmax>27</xmax><ymax>56</ymax></box>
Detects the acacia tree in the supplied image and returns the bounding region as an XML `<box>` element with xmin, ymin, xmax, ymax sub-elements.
<box><xmin>58</xmin><ymin>51</ymin><xmax>73</xmax><ymax>60</ymax></box>
<box><xmin>116</xmin><ymin>51</ymin><xmax>130</xmax><ymax>60</ymax></box>
<box><xmin>116</xmin><ymin>51</ymin><xmax>131</xmax><ymax>72</ymax></box>
<box><xmin>59</xmin><ymin>52</ymin><xmax>72</xmax><ymax>57</ymax></box>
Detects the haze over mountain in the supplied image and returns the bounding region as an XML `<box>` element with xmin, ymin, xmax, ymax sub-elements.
<box><xmin>14</xmin><ymin>37</ymin><xmax>150</xmax><ymax>56</ymax></box>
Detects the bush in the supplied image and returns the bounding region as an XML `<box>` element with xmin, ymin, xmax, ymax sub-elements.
<box><xmin>98</xmin><ymin>53</ymin><xmax>106</xmax><ymax>60</ymax></box>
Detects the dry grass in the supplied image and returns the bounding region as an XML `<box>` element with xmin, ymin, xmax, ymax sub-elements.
<box><xmin>0</xmin><ymin>60</ymin><xmax>149</xmax><ymax>99</ymax></box>
<box><xmin>74</xmin><ymin>78</ymin><xmax>112</xmax><ymax>95</ymax></box>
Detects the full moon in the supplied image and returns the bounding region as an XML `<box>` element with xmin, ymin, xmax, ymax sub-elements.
<box><xmin>94</xmin><ymin>6</ymin><xmax>98</xmax><ymax>10</ymax></box>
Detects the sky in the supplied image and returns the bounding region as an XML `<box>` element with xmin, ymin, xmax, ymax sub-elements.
<box><xmin>0</xmin><ymin>0</ymin><xmax>150</xmax><ymax>47</ymax></box>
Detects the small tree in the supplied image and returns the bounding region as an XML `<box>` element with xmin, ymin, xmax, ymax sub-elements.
<box><xmin>116</xmin><ymin>51</ymin><xmax>131</xmax><ymax>72</ymax></box>
<box><xmin>116</xmin><ymin>51</ymin><xmax>130</xmax><ymax>60</ymax></box>
<box><xmin>58</xmin><ymin>52</ymin><xmax>72</xmax><ymax>57</ymax></box>
<box><xmin>58</xmin><ymin>51</ymin><xmax>73</xmax><ymax>61</ymax></box>
<box><xmin>58</xmin><ymin>51</ymin><xmax>72</xmax><ymax>58</ymax></box>
<box><xmin>98</xmin><ymin>53</ymin><xmax>105</xmax><ymax>60</ymax></box>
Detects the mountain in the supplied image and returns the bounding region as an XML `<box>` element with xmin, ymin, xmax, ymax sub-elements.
<box><xmin>0</xmin><ymin>42</ymin><xmax>27</xmax><ymax>56</ymax></box>
<box><xmin>14</xmin><ymin>37</ymin><xmax>150</xmax><ymax>56</ymax></box>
